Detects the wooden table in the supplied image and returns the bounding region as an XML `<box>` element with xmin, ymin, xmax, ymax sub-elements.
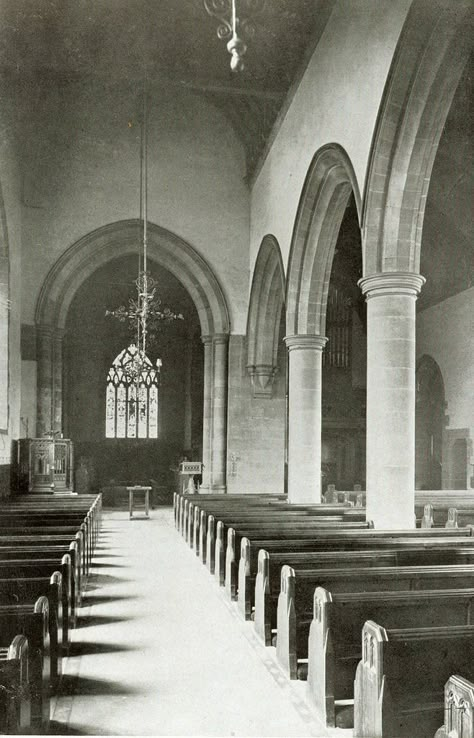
<box><xmin>127</xmin><ymin>486</ymin><xmax>151</xmax><ymax>520</ymax></box>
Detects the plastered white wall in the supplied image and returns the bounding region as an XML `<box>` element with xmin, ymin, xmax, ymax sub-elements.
<box><xmin>250</xmin><ymin>0</ymin><xmax>412</xmax><ymax>277</ymax></box>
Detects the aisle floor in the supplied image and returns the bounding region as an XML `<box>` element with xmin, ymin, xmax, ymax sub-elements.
<box><xmin>51</xmin><ymin>509</ymin><xmax>349</xmax><ymax>737</ymax></box>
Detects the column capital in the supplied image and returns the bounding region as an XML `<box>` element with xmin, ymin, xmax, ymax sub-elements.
<box><xmin>358</xmin><ymin>272</ymin><xmax>425</xmax><ymax>299</ymax></box>
<box><xmin>36</xmin><ymin>323</ymin><xmax>54</xmax><ymax>339</ymax></box>
<box><xmin>212</xmin><ymin>333</ymin><xmax>229</xmax><ymax>346</ymax></box>
<box><xmin>284</xmin><ymin>334</ymin><xmax>328</xmax><ymax>352</ymax></box>
<box><xmin>201</xmin><ymin>334</ymin><xmax>213</xmax><ymax>346</ymax></box>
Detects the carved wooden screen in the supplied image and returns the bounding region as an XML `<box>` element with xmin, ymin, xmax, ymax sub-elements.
<box><xmin>105</xmin><ymin>345</ymin><xmax>159</xmax><ymax>439</ymax></box>
<box><xmin>323</xmin><ymin>285</ymin><xmax>352</xmax><ymax>368</ymax></box>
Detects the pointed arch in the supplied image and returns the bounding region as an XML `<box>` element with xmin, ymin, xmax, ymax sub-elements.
<box><xmin>286</xmin><ymin>143</ymin><xmax>361</xmax><ymax>337</ymax></box>
<box><xmin>246</xmin><ymin>236</ymin><xmax>285</xmax><ymax>393</ymax></box>
<box><xmin>362</xmin><ymin>0</ymin><xmax>473</xmax><ymax>275</ymax></box>
<box><xmin>35</xmin><ymin>220</ymin><xmax>230</xmax><ymax>336</ymax></box>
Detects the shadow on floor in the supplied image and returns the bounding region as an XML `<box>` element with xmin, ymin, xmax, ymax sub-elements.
<box><xmin>81</xmin><ymin>594</ymin><xmax>139</xmax><ymax>606</ymax></box>
<box><xmin>67</xmin><ymin>641</ymin><xmax>138</xmax><ymax>657</ymax></box>
<box><xmin>77</xmin><ymin>614</ymin><xmax>138</xmax><ymax>627</ymax></box>
<box><xmin>59</xmin><ymin>674</ymin><xmax>143</xmax><ymax>696</ymax></box>
<box><xmin>88</xmin><ymin>573</ymin><xmax>132</xmax><ymax>584</ymax></box>
<box><xmin>49</xmin><ymin>719</ymin><xmax>116</xmax><ymax>735</ymax></box>
<box><xmin>89</xmin><ymin>561</ymin><xmax>124</xmax><ymax>568</ymax></box>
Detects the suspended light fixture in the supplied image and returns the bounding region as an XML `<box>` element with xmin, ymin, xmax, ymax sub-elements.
<box><xmin>203</xmin><ymin>0</ymin><xmax>266</xmax><ymax>72</ymax></box>
<box><xmin>106</xmin><ymin>71</ymin><xmax>183</xmax><ymax>381</ymax></box>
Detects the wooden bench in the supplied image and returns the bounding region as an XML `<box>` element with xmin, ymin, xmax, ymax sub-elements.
<box><xmin>249</xmin><ymin>544</ymin><xmax>474</xmax><ymax>639</ymax></box>
<box><xmin>192</xmin><ymin>503</ymin><xmax>365</xmax><ymax>559</ymax></box>
<box><xmin>0</xmin><ymin>556</ymin><xmax>74</xmax><ymax>637</ymax></box>
<box><xmin>0</xmin><ymin>573</ymin><xmax>63</xmax><ymax>689</ymax></box>
<box><xmin>353</xmin><ymin>622</ymin><xmax>474</xmax><ymax>738</ymax></box>
<box><xmin>0</xmin><ymin>544</ymin><xmax>82</xmax><ymax>613</ymax></box>
<box><xmin>274</xmin><ymin>563</ymin><xmax>474</xmax><ymax>679</ymax></box>
<box><xmin>213</xmin><ymin>518</ymin><xmax>373</xmax><ymax>587</ymax></box>
<box><xmin>0</xmin><ymin>532</ymin><xmax>86</xmax><ymax>582</ymax></box>
<box><xmin>0</xmin><ymin>634</ymin><xmax>31</xmax><ymax>735</ymax></box>
<box><xmin>435</xmin><ymin>674</ymin><xmax>474</xmax><ymax>738</ymax></box>
<box><xmin>176</xmin><ymin>493</ymin><xmax>285</xmax><ymax>536</ymax></box>
<box><xmin>0</xmin><ymin>596</ymin><xmax>50</xmax><ymax>731</ymax></box>
<box><xmin>0</xmin><ymin>522</ymin><xmax>90</xmax><ymax>574</ymax></box>
<box><xmin>307</xmin><ymin>586</ymin><xmax>474</xmax><ymax>729</ymax></box>
<box><xmin>233</xmin><ymin>528</ymin><xmax>474</xmax><ymax>619</ymax></box>
<box><xmin>419</xmin><ymin>504</ymin><xmax>474</xmax><ymax>529</ymax></box>
<box><xmin>237</xmin><ymin>533</ymin><xmax>474</xmax><ymax>621</ymax></box>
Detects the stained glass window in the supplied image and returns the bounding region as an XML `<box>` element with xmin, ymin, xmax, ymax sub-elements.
<box><xmin>105</xmin><ymin>344</ymin><xmax>160</xmax><ymax>438</ymax></box>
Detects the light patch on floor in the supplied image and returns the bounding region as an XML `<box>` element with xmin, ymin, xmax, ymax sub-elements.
<box><xmin>51</xmin><ymin>509</ymin><xmax>352</xmax><ymax>737</ymax></box>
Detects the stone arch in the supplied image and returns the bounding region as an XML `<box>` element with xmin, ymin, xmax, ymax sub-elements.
<box><xmin>286</xmin><ymin>143</ymin><xmax>361</xmax><ymax>337</ymax></box>
<box><xmin>246</xmin><ymin>235</ymin><xmax>285</xmax><ymax>397</ymax></box>
<box><xmin>34</xmin><ymin>220</ymin><xmax>230</xmax><ymax>439</ymax></box>
<box><xmin>363</xmin><ymin>0</ymin><xmax>473</xmax><ymax>275</ymax></box>
<box><xmin>35</xmin><ymin>220</ymin><xmax>230</xmax><ymax>336</ymax></box>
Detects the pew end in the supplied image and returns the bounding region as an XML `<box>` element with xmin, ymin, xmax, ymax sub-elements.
<box><xmin>254</xmin><ymin>549</ymin><xmax>272</xmax><ymax>645</ymax></box>
<box><xmin>435</xmin><ymin>675</ymin><xmax>474</xmax><ymax>738</ymax></box>
<box><xmin>275</xmin><ymin>565</ymin><xmax>297</xmax><ymax>679</ymax></box>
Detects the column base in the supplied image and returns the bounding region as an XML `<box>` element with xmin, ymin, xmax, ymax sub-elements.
<box><xmin>198</xmin><ymin>485</ymin><xmax>227</xmax><ymax>494</ymax></box>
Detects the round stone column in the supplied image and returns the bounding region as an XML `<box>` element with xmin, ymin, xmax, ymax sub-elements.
<box><xmin>284</xmin><ymin>334</ymin><xmax>327</xmax><ymax>504</ymax></box>
<box><xmin>200</xmin><ymin>335</ymin><xmax>213</xmax><ymax>491</ymax></box>
<box><xmin>36</xmin><ymin>324</ymin><xmax>53</xmax><ymax>436</ymax></box>
<box><xmin>210</xmin><ymin>334</ymin><xmax>228</xmax><ymax>492</ymax></box>
<box><xmin>359</xmin><ymin>272</ymin><xmax>425</xmax><ymax>529</ymax></box>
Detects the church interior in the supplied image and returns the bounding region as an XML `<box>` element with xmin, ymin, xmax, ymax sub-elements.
<box><xmin>0</xmin><ymin>0</ymin><xmax>473</xmax><ymax>736</ymax></box>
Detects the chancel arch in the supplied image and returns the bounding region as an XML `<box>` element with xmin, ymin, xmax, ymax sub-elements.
<box><xmin>360</xmin><ymin>0</ymin><xmax>473</xmax><ymax>527</ymax></box>
<box><xmin>285</xmin><ymin>143</ymin><xmax>361</xmax><ymax>504</ymax></box>
<box><xmin>35</xmin><ymin>219</ymin><xmax>230</xmax><ymax>492</ymax></box>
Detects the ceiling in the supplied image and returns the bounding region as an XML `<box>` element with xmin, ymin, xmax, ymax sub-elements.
<box><xmin>0</xmin><ymin>0</ymin><xmax>334</xmax><ymax>178</ymax></box>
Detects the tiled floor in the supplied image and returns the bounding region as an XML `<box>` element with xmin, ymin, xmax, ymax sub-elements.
<box><xmin>50</xmin><ymin>509</ymin><xmax>349</xmax><ymax>737</ymax></box>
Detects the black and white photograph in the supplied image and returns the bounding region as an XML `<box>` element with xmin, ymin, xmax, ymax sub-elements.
<box><xmin>0</xmin><ymin>1</ymin><xmax>472</xmax><ymax>736</ymax></box>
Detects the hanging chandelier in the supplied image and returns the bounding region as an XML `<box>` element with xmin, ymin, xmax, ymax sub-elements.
<box><xmin>203</xmin><ymin>0</ymin><xmax>266</xmax><ymax>72</ymax></box>
<box><xmin>106</xmin><ymin>72</ymin><xmax>183</xmax><ymax>380</ymax></box>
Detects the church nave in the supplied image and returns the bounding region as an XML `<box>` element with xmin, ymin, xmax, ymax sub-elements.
<box><xmin>50</xmin><ymin>509</ymin><xmax>338</xmax><ymax>738</ymax></box>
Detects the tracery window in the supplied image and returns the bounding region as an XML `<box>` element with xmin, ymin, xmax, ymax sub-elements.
<box><xmin>105</xmin><ymin>344</ymin><xmax>160</xmax><ymax>439</ymax></box>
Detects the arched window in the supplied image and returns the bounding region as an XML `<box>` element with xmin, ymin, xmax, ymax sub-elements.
<box><xmin>105</xmin><ymin>344</ymin><xmax>160</xmax><ymax>439</ymax></box>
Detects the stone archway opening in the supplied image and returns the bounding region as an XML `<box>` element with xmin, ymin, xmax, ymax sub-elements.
<box><xmin>285</xmin><ymin>144</ymin><xmax>361</xmax><ymax>504</ymax></box>
<box><xmin>35</xmin><ymin>220</ymin><xmax>230</xmax><ymax>493</ymax></box>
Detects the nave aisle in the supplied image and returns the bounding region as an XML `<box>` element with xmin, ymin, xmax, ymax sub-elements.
<box><xmin>51</xmin><ymin>509</ymin><xmax>344</xmax><ymax>737</ymax></box>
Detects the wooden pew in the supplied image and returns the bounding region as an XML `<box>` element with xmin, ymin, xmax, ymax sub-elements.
<box><xmin>0</xmin><ymin>573</ymin><xmax>63</xmax><ymax>689</ymax></box>
<box><xmin>353</xmin><ymin>622</ymin><xmax>474</xmax><ymax>738</ymax></box>
<box><xmin>0</xmin><ymin>532</ymin><xmax>86</xmax><ymax>582</ymax></box>
<box><xmin>214</xmin><ymin>519</ymin><xmax>373</xmax><ymax>587</ymax></box>
<box><xmin>435</xmin><ymin>675</ymin><xmax>474</xmax><ymax>738</ymax></box>
<box><xmin>0</xmin><ymin>596</ymin><xmax>50</xmax><ymax>731</ymax></box>
<box><xmin>0</xmin><ymin>544</ymin><xmax>82</xmax><ymax>613</ymax></box>
<box><xmin>419</xmin><ymin>504</ymin><xmax>474</xmax><ymax>529</ymax></box>
<box><xmin>176</xmin><ymin>492</ymin><xmax>285</xmax><ymax>536</ymax></box>
<box><xmin>307</xmin><ymin>586</ymin><xmax>474</xmax><ymax>729</ymax></box>
<box><xmin>0</xmin><ymin>634</ymin><xmax>31</xmax><ymax>735</ymax></box>
<box><xmin>179</xmin><ymin>494</ymin><xmax>290</xmax><ymax>540</ymax></box>
<box><xmin>274</xmin><ymin>563</ymin><xmax>474</xmax><ymax>679</ymax></box>
<box><xmin>237</xmin><ymin>533</ymin><xmax>474</xmax><ymax>621</ymax></box>
<box><xmin>232</xmin><ymin>527</ymin><xmax>474</xmax><ymax>613</ymax></box>
<box><xmin>0</xmin><ymin>522</ymin><xmax>90</xmax><ymax>573</ymax></box>
<box><xmin>248</xmin><ymin>543</ymin><xmax>474</xmax><ymax>637</ymax></box>
<box><xmin>0</xmin><ymin>555</ymin><xmax>74</xmax><ymax>637</ymax></box>
<box><xmin>193</xmin><ymin>502</ymin><xmax>365</xmax><ymax>558</ymax></box>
